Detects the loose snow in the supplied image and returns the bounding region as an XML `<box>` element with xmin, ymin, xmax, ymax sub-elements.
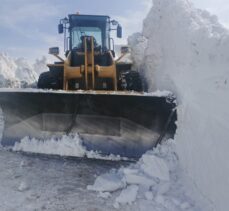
<box><xmin>12</xmin><ymin>134</ymin><xmax>129</xmax><ymax>162</ymax></box>
<box><xmin>13</xmin><ymin>135</ymin><xmax>86</xmax><ymax>158</ymax></box>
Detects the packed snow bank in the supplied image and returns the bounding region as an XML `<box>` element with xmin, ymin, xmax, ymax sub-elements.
<box><xmin>12</xmin><ymin>134</ymin><xmax>128</xmax><ymax>161</ymax></box>
<box><xmin>0</xmin><ymin>53</ymin><xmax>47</xmax><ymax>88</ymax></box>
<box><xmin>128</xmin><ymin>33</ymin><xmax>148</xmax><ymax>72</ymax></box>
<box><xmin>87</xmin><ymin>141</ymin><xmax>210</xmax><ymax>210</ymax></box>
<box><xmin>128</xmin><ymin>0</ymin><xmax>229</xmax><ymax>210</ymax></box>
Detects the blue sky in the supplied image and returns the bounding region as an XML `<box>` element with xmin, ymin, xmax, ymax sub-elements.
<box><xmin>0</xmin><ymin>0</ymin><xmax>151</xmax><ymax>61</ymax></box>
<box><xmin>0</xmin><ymin>0</ymin><xmax>229</xmax><ymax>61</ymax></box>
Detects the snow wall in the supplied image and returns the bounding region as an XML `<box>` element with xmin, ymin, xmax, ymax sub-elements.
<box><xmin>0</xmin><ymin>53</ymin><xmax>47</xmax><ymax>87</ymax></box>
<box><xmin>129</xmin><ymin>0</ymin><xmax>229</xmax><ymax>210</ymax></box>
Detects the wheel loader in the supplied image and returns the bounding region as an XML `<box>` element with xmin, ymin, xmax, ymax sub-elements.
<box><xmin>0</xmin><ymin>14</ymin><xmax>176</xmax><ymax>158</ymax></box>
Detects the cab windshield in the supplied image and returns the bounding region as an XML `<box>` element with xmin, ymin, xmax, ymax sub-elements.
<box><xmin>71</xmin><ymin>26</ymin><xmax>102</xmax><ymax>49</ymax></box>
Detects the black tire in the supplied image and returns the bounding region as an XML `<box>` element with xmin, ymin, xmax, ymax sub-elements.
<box><xmin>37</xmin><ymin>71</ymin><xmax>63</xmax><ymax>90</ymax></box>
<box><xmin>123</xmin><ymin>71</ymin><xmax>143</xmax><ymax>92</ymax></box>
<box><xmin>49</xmin><ymin>65</ymin><xmax>64</xmax><ymax>75</ymax></box>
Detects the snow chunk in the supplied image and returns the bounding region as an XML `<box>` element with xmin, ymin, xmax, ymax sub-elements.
<box><xmin>140</xmin><ymin>153</ymin><xmax>170</xmax><ymax>181</ymax></box>
<box><xmin>18</xmin><ymin>181</ymin><xmax>29</xmax><ymax>192</ymax></box>
<box><xmin>115</xmin><ymin>185</ymin><xmax>139</xmax><ymax>206</ymax></box>
<box><xmin>123</xmin><ymin>170</ymin><xmax>156</xmax><ymax>187</ymax></box>
<box><xmin>145</xmin><ymin>191</ymin><xmax>154</xmax><ymax>200</ymax></box>
<box><xmin>87</xmin><ymin>141</ymin><xmax>205</xmax><ymax>210</ymax></box>
<box><xmin>87</xmin><ymin>173</ymin><xmax>125</xmax><ymax>192</ymax></box>
<box><xmin>98</xmin><ymin>192</ymin><xmax>111</xmax><ymax>199</ymax></box>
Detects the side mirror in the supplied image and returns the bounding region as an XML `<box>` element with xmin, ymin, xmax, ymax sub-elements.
<box><xmin>49</xmin><ymin>47</ymin><xmax>59</xmax><ymax>55</ymax></box>
<box><xmin>58</xmin><ymin>24</ymin><xmax>64</xmax><ymax>34</ymax></box>
<box><xmin>117</xmin><ymin>25</ymin><xmax>122</xmax><ymax>38</ymax></box>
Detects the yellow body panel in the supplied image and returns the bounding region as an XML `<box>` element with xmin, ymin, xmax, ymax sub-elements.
<box><xmin>63</xmin><ymin>36</ymin><xmax>117</xmax><ymax>91</ymax></box>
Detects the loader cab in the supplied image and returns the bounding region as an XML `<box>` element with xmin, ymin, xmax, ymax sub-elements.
<box><xmin>69</xmin><ymin>15</ymin><xmax>110</xmax><ymax>52</ymax></box>
<box><xmin>59</xmin><ymin>14</ymin><xmax>122</xmax><ymax>53</ymax></box>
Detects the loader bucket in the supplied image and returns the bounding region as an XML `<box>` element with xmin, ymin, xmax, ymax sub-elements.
<box><xmin>0</xmin><ymin>90</ymin><xmax>176</xmax><ymax>158</ymax></box>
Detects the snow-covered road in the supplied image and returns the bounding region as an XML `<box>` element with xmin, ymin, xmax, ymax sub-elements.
<box><xmin>0</xmin><ymin>149</ymin><xmax>130</xmax><ymax>211</ymax></box>
<box><xmin>0</xmin><ymin>143</ymin><xmax>211</xmax><ymax>211</ymax></box>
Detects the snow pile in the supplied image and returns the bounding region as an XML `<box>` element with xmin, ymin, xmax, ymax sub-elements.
<box><xmin>87</xmin><ymin>141</ymin><xmax>209</xmax><ymax>210</ymax></box>
<box><xmin>12</xmin><ymin>134</ymin><xmax>128</xmax><ymax>161</ymax></box>
<box><xmin>129</xmin><ymin>0</ymin><xmax>229</xmax><ymax>210</ymax></box>
<box><xmin>0</xmin><ymin>53</ymin><xmax>47</xmax><ymax>88</ymax></box>
<box><xmin>128</xmin><ymin>33</ymin><xmax>148</xmax><ymax>72</ymax></box>
<box><xmin>33</xmin><ymin>56</ymin><xmax>48</xmax><ymax>76</ymax></box>
<box><xmin>14</xmin><ymin>58</ymin><xmax>37</xmax><ymax>83</ymax></box>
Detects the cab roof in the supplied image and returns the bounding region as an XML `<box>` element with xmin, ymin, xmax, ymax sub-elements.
<box><xmin>69</xmin><ymin>14</ymin><xmax>110</xmax><ymax>21</ymax></box>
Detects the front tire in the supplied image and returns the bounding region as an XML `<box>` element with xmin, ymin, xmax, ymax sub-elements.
<box><xmin>120</xmin><ymin>70</ymin><xmax>143</xmax><ymax>92</ymax></box>
<box><xmin>37</xmin><ymin>71</ymin><xmax>63</xmax><ymax>90</ymax></box>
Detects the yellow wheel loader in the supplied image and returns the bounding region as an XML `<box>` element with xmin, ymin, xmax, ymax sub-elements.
<box><xmin>0</xmin><ymin>14</ymin><xmax>176</xmax><ymax>158</ymax></box>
